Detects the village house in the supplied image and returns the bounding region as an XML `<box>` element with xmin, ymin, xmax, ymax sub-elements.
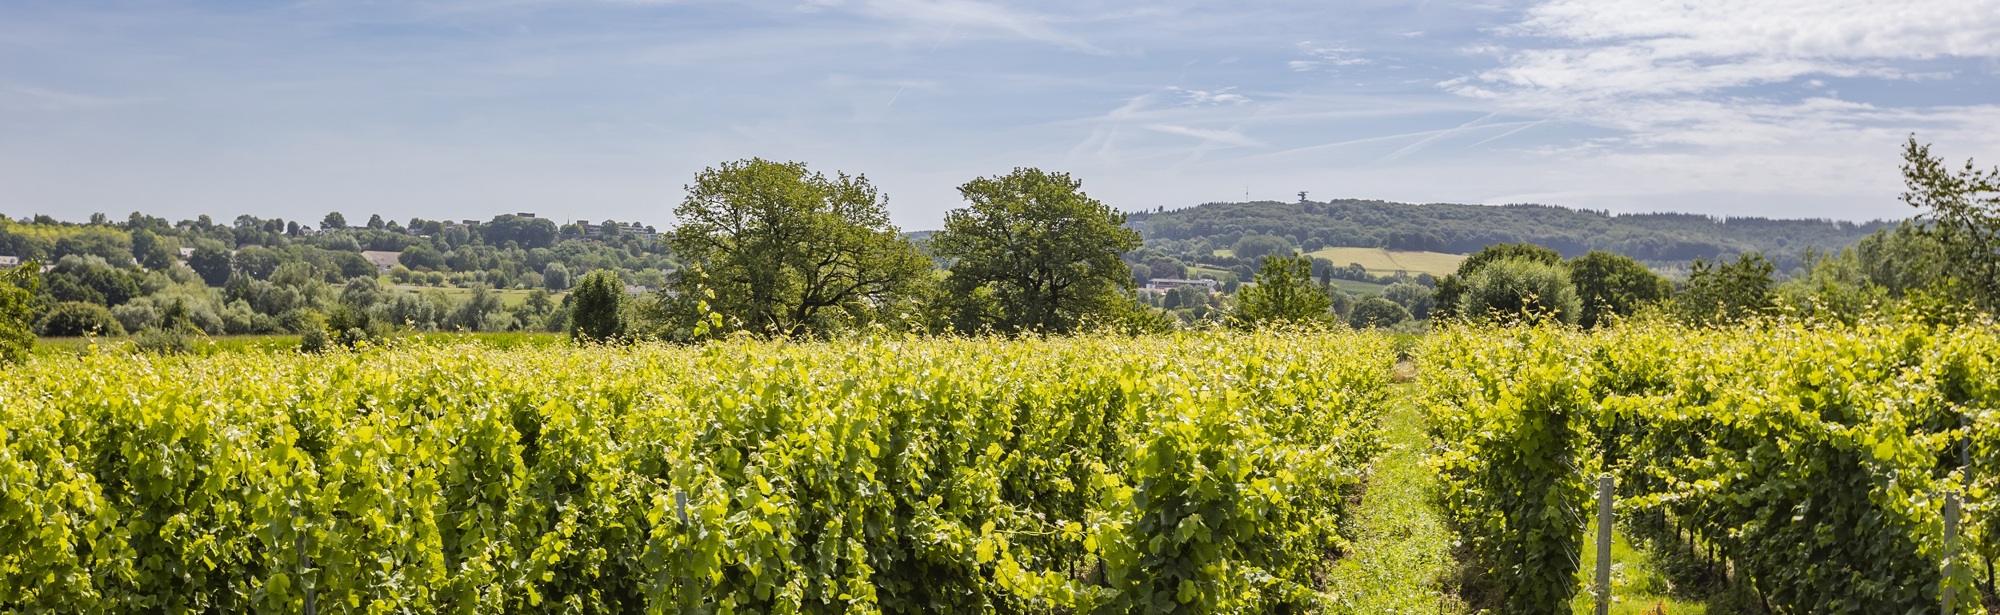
<box><xmin>359</xmin><ymin>250</ymin><xmax>403</xmax><ymax>274</ymax></box>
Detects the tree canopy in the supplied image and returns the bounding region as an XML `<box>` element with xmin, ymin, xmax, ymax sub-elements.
<box><xmin>1434</xmin><ymin>243</ymin><xmax>1564</xmax><ymax>320</ymax></box>
<box><xmin>1676</xmin><ymin>253</ymin><xmax>1776</xmax><ymax>325</ymax></box>
<box><xmin>665</xmin><ymin>158</ymin><xmax>929</xmax><ymax>337</ymax></box>
<box><xmin>570</xmin><ymin>269</ymin><xmax>626</xmax><ymax>343</ymax></box>
<box><xmin>1902</xmin><ymin>136</ymin><xmax>2000</xmax><ymax>311</ymax></box>
<box><xmin>930</xmin><ymin>168</ymin><xmax>1142</xmax><ymax>334</ymax></box>
<box><xmin>1566</xmin><ymin>251</ymin><xmax>1671</xmax><ymax>328</ymax></box>
<box><xmin>0</xmin><ymin>264</ymin><xmax>39</xmax><ymax>364</ymax></box>
<box><xmin>1233</xmin><ymin>254</ymin><xmax>1332</xmax><ymax>328</ymax></box>
<box><xmin>1458</xmin><ymin>257</ymin><xmax>1581</xmax><ymax>325</ymax></box>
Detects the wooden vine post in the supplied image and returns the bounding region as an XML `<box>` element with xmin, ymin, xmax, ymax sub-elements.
<box><xmin>1944</xmin><ymin>492</ymin><xmax>1961</xmax><ymax>615</ymax></box>
<box><xmin>1596</xmin><ymin>474</ymin><xmax>1614</xmax><ymax>615</ymax></box>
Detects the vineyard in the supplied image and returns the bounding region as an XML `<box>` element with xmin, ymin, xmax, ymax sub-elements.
<box><xmin>6</xmin><ymin>321</ymin><xmax>2000</xmax><ymax>614</ymax></box>
<box><xmin>0</xmin><ymin>331</ymin><xmax>1394</xmax><ymax>613</ymax></box>
<box><xmin>1424</xmin><ymin>321</ymin><xmax>2000</xmax><ymax>614</ymax></box>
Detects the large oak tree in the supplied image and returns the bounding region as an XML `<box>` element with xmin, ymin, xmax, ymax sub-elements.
<box><xmin>930</xmin><ymin>168</ymin><xmax>1141</xmax><ymax>334</ymax></box>
<box><xmin>666</xmin><ymin>158</ymin><xmax>928</xmax><ymax>337</ymax></box>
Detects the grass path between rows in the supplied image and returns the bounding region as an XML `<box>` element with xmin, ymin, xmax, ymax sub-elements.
<box><xmin>1326</xmin><ymin>383</ymin><xmax>1463</xmax><ymax>614</ymax></box>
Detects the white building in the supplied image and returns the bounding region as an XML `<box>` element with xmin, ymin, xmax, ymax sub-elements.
<box><xmin>1145</xmin><ymin>278</ymin><xmax>1220</xmax><ymax>292</ymax></box>
<box><xmin>359</xmin><ymin>250</ymin><xmax>403</xmax><ymax>274</ymax></box>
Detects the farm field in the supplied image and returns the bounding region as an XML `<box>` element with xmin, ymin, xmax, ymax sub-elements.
<box><xmin>1184</xmin><ymin>265</ymin><xmax>1390</xmax><ymax>295</ymax></box>
<box><xmin>385</xmin><ymin>284</ymin><xmax>561</xmax><ymax>308</ymax></box>
<box><xmin>1306</xmin><ymin>247</ymin><xmax>1466</xmax><ymax>278</ymax></box>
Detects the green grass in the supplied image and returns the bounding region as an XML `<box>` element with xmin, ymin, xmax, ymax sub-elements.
<box><xmin>1572</xmin><ymin>521</ymin><xmax>1709</xmax><ymax>615</ymax></box>
<box><xmin>1308</xmin><ymin>247</ymin><xmax>1467</xmax><ymax>278</ymax></box>
<box><xmin>1185</xmin><ymin>263</ymin><xmax>1385</xmax><ymax>294</ymax></box>
<box><xmin>1325</xmin><ymin>382</ymin><xmax>1464</xmax><ymax>614</ymax></box>
<box><xmin>387</xmin><ymin>284</ymin><xmax>561</xmax><ymax>308</ymax></box>
<box><xmin>35</xmin><ymin>331</ymin><xmax>569</xmax><ymax>355</ymax></box>
<box><xmin>1187</xmin><ymin>265</ymin><xmax>1235</xmax><ymax>280</ymax></box>
<box><xmin>398</xmin><ymin>331</ymin><xmax>568</xmax><ymax>349</ymax></box>
<box><xmin>36</xmin><ymin>335</ymin><xmax>302</xmax><ymax>356</ymax></box>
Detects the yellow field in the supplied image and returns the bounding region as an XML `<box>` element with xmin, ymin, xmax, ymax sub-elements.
<box><xmin>1306</xmin><ymin>247</ymin><xmax>1466</xmax><ymax>277</ymax></box>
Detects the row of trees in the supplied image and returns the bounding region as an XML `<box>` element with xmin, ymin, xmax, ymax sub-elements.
<box><xmin>572</xmin><ymin>161</ymin><xmax>1155</xmax><ymax>342</ymax></box>
<box><xmin>1112</xmin><ymin>137</ymin><xmax>1999</xmax><ymax>333</ymax></box>
<box><xmin>1131</xmin><ymin>194</ymin><xmax>1889</xmax><ymax>266</ymax></box>
<box><xmin>4</xmin><ymin>137</ymin><xmax>1994</xmax><ymax>356</ymax></box>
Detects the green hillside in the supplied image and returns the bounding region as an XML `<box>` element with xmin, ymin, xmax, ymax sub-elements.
<box><xmin>1129</xmin><ymin>199</ymin><xmax>1891</xmax><ymax>270</ymax></box>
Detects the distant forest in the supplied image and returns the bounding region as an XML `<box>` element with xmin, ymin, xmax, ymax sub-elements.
<box><xmin>1127</xmin><ymin>199</ymin><xmax>1892</xmax><ymax>269</ymax></box>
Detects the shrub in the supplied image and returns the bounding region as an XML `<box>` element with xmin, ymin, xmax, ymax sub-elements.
<box><xmin>1458</xmin><ymin>258</ymin><xmax>1581</xmax><ymax>325</ymax></box>
<box><xmin>1233</xmin><ymin>255</ymin><xmax>1332</xmax><ymax>328</ymax></box>
<box><xmin>570</xmin><ymin>269</ymin><xmax>626</xmax><ymax>343</ymax></box>
<box><xmin>35</xmin><ymin>302</ymin><xmax>126</xmax><ymax>337</ymax></box>
<box><xmin>0</xmin><ymin>264</ymin><xmax>39</xmax><ymax>364</ymax></box>
<box><xmin>133</xmin><ymin>326</ymin><xmax>196</xmax><ymax>355</ymax></box>
<box><xmin>1566</xmin><ymin>251</ymin><xmax>1671</xmax><ymax>328</ymax></box>
<box><xmin>112</xmin><ymin>303</ymin><xmax>162</xmax><ymax>334</ymax></box>
<box><xmin>1348</xmin><ymin>296</ymin><xmax>1411</xmax><ymax>328</ymax></box>
<box><xmin>543</xmin><ymin>262</ymin><xmax>571</xmax><ymax>291</ymax></box>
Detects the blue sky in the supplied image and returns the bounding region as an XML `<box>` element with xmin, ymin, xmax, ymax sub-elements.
<box><xmin>2</xmin><ymin>0</ymin><xmax>1997</xmax><ymax>229</ymax></box>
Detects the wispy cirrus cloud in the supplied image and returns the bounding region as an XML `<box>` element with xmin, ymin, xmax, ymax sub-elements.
<box><xmin>801</xmin><ymin>0</ymin><xmax>1102</xmax><ymax>52</ymax></box>
<box><xmin>1144</xmin><ymin>123</ymin><xmax>1262</xmax><ymax>147</ymax></box>
<box><xmin>4</xmin><ymin>85</ymin><xmax>155</xmax><ymax>110</ymax></box>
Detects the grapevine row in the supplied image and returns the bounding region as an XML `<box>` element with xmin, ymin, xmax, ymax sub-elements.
<box><xmin>0</xmin><ymin>331</ymin><xmax>1393</xmax><ymax>614</ymax></box>
<box><xmin>1422</xmin><ymin>321</ymin><xmax>2000</xmax><ymax>614</ymax></box>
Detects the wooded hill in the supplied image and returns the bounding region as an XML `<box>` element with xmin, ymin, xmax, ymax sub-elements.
<box><xmin>1127</xmin><ymin>199</ymin><xmax>1892</xmax><ymax>267</ymax></box>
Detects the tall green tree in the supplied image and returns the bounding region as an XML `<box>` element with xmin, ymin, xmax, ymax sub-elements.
<box><xmin>1233</xmin><ymin>254</ymin><xmax>1332</xmax><ymax>328</ymax></box>
<box><xmin>930</xmin><ymin>168</ymin><xmax>1142</xmax><ymax>334</ymax></box>
<box><xmin>321</xmin><ymin>212</ymin><xmax>347</xmax><ymax>231</ymax></box>
<box><xmin>1855</xmin><ymin>222</ymin><xmax>1946</xmax><ymax>297</ymax></box>
<box><xmin>0</xmin><ymin>263</ymin><xmax>40</xmax><ymax>364</ymax></box>
<box><xmin>665</xmin><ymin>158</ymin><xmax>930</xmax><ymax>337</ymax></box>
<box><xmin>1459</xmin><ymin>257</ymin><xmax>1581</xmax><ymax>325</ymax></box>
<box><xmin>130</xmin><ymin>230</ymin><xmax>177</xmax><ymax>271</ymax></box>
<box><xmin>543</xmin><ymin>262</ymin><xmax>572</xmax><ymax>291</ymax></box>
<box><xmin>1230</xmin><ymin>234</ymin><xmax>1294</xmax><ymax>261</ymax></box>
<box><xmin>1676</xmin><ymin>253</ymin><xmax>1776</xmax><ymax>325</ymax></box>
<box><xmin>1381</xmin><ymin>282</ymin><xmax>1436</xmax><ymax>320</ymax></box>
<box><xmin>188</xmin><ymin>243</ymin><xmax>233</xmax><ymax>286</ymax></box>
<box><xmin>570</xmin><ymin>269</ymin><xmax>626</xmax><ymax>343</ymax></box>
<box><xmin>1565</xmin><ymin>251</ymin><xmax>1671</xmax><ymax>328</ymax></box>
<box><xmin>1901</xmin><ymin>136</ymin><xmax>2000</xmax><ymax>310</ymax></box>
<box><xmin>1434</xmin><ymin>243</ymin><xmax>1564</xmax><ymax>319</ymax></box>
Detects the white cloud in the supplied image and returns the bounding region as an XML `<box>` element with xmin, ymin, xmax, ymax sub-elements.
<box><xmin>1289</xmin><ymin>41</ymin><xmax>1372</xmax><ymax>72</ymax></box>
<box><xmin>1173</xmin><ymin>87</ymin><xmax>1250</xmax><ymax>106</ymax></box>
<box><xmin>1465</xmin><ymin>0</ymin><xmax>2000</xmax><ymax>99</ymax></box>
<box><xmin>1144</xmin><ymin>123</ymin><xmax>1262</xmax><ymax>147</ymax></box>
<box><xmin>1434</xmin><ymin>0</ymin><xmax>2000</xmax><ymax>216</ymax></box>
<box><xmin>1512</xmin><ymin>0</ymin><xmax>2000</xmax><ymax>59</ymax></box>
